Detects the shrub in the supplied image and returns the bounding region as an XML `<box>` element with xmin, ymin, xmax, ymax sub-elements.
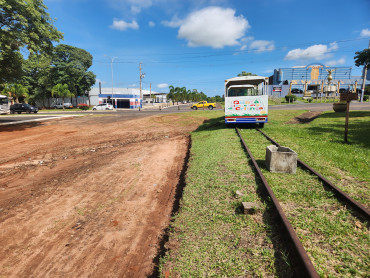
<box><xmin>78</xmin><ymin>103</ymin><xmax>89</xmax><ymax>110</ymax></box>
<box><xmin>364</xmin><ymin>95</ymin><xmax>369</xmax><ymax>101</ymax></box>
<box><xmin>285</xmin><ymin>95</ymin><xmax>297</xmax><ymax>103</ymax></box>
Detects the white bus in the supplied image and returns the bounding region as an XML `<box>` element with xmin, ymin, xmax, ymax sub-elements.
<box><xmin>0</xmin><ymin>94</ymin><xmax>10</xmax><ymax>114</ymax></box>
<box><xmin>224</xmin><ymin>76</ymin><xmax>269</xmax><ymax>127</ymax></box>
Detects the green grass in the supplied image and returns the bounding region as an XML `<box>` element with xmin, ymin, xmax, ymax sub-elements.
<box><xmin>239</xmin><ymin>124</ymin><xmax>369</xmax><ymax>276</ymax></box>
<box><xmin>159</xmin><ymin>109</ymin><xmax>369</xmax><ymax>277</ymax></box>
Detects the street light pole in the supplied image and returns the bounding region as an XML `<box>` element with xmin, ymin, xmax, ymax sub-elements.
<box><xmin>105</xmin><ymin>55</ymin><xmax>117</xmax><ymax>106</ymax></box>
<box><xmin>139</xmin><ymin>62</ymin><xmax>145</xmax><ymax>109</ymax></box>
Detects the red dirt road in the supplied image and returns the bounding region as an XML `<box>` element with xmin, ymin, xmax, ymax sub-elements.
<box><xmin>0</xmin><ymin>114</ymin><xmax>204</xmax><ymax>277</ymax></box>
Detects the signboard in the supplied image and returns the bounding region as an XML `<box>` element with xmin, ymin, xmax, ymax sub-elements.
<box><xmin>340</xmin><ymin>93</ymin><xmax>358</xmax><ymax>101</ymax></box>
<box><xmin>273</xmin><ymin>87</ymin><xmax>282</xmax><ymax>92</ymax></box>
<box><xmin>225</xmin><ymin>95</ymin><xmax>268</xmax><ymax>117</ymax></box>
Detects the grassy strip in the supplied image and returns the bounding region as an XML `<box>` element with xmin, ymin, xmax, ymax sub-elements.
<box><xmin>261</xmin><ymin>110</ymin><xmax>370</xmax><ymax>204</ymax></box>
<box><xmin>159</xmin><ymin>110</ymin><xmax>369</xmax><ymax>277</ymax></box>
<box><xmin>160</xmin><ymin>111</ymin><xmax>292</xmax><ymax>277</ymax></box>
<box><xmin>240</xmin><ymin>127</ymin><xmax>369</xmax><ymax>277</ymax></box>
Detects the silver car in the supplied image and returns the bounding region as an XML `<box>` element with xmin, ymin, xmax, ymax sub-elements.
<box><xmin>54</xmin><ymin>102</ymin><xmax>73</xmax><ymax>109</ymax></box>
<box><xmin>92</xmin><ymin>103</ymin><xmax>114</xmax><ymax>110</ymax></box>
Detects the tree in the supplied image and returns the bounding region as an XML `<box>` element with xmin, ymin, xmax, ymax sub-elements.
<box><xmin>50</xmin><ymin>44</ymin><xmax>95</xmax><ymax>104</ymax></box>
<box><xmin>354</xmin><ymin>49</ymin><xmax>370</xmax><ymax>102</ymax></box>
<box><xmin>168</xmin><ymin>85</ymin><xmax>175</xmax><ymax>104</ymax></box>
<box><xmin>237</xmin><ymin>71</ymin><xmax>257</xmax><ymax>77</ymax></box>
<box><xmin>22</xmin><ymin>52</ymin><xmax>53</xmax><ymax>107</ymax></box>
<box><xmin>0</xmin><ymin>0</ymin><xmax>63</xmax><ymax>84</ymax></box>
<box><xmin>51</xmin><ymin>83</ymin><xmax>72</xmax><ymax>110</ymax></box>
<box><xmin>3</xmin><ymin>83</ymin><xmax>29</xmax><ymax>103</ymax></box>
<box><xmin>354</xmin><ymin>49</ymin><xmax>370</xmax><ymax>69</ymax></box>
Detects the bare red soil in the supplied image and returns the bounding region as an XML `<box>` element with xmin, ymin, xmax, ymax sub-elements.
<box><xmin>0</xmin><ymin>114</ymin><xmax>203</xmax><ymax>277</ymax></box>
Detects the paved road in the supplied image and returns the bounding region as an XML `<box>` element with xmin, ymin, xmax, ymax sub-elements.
<box><xmin>0</xmin><ymin>104</ymin><xmax>195</xmax><ymax>126</ymax></box>
<box><xmin>269</xmin><ymin>102</ymin><xmax>370</xmax><ymax>111</ymax></box>
<box><xmin>1</xmin><ymin>102</ymin><xmax>368</xmax><ymax>127</ymax></box>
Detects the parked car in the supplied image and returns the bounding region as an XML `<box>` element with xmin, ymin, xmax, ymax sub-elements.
<box><xmin>191</xmin><ymin>101</ymin><xmax>216</xmax><ymax>110</ymax></box>
<box><xmin>291</xmin><ymin>88</ymin><xmax>303</xmax><ymax>94</ymax></box>
<box><xmin>92</xmin><ymin>103</ymin><xmax>114</xmax><ymax>110</ymax></box>
<box><xmin>54</xmin><ymin>102</ymin><xmax>73</xmax><ymax>109</ymax></box>
<box><xmin>10</xmin><ymin>103</ymin><xmax>38</xmax><ymax>114</ymax></box>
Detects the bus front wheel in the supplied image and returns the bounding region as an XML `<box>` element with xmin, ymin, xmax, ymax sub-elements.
<box><xmin>258</xmin><ymin>123</ymin><xmax>265</xmax><ymax>128</ymax></box>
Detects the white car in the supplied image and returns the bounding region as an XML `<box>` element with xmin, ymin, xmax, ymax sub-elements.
<box><xmin>92</xmin><ymin>103</ymin><xmax>114</xmax><ymax>110</ymax></box>
<box><xmin>54</xmin><ymin>102</ymin><xmax>73</xmax><ymax>109</ymax></box>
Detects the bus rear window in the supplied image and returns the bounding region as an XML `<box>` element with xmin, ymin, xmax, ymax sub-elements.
<box><xmin>227</xmin><ymin>88</ymin><xmax>261</xmax><ymax>97</ymax></box>
<box><xmin>0</xmin><ymin>98</ymin><xmax>8</xmax><ymax>104</ymax></box>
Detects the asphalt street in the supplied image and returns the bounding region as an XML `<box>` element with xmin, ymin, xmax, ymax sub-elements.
<box><xmin>1</xmin><ymin>102</ymin><xmax>369</xmax><ymax>127</ymax></box>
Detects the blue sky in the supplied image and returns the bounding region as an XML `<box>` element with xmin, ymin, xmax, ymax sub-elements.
<box><xmin>44</xmin><ymin>0</ymin><xmax>370</xmax><ymax>96</ymax></box>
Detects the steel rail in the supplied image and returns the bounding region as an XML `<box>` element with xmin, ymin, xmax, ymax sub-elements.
<box><xmin>235</xmin><ymin>128</ymin><xmax>319</xmax><ymax>278</ymax></box>
<box><xmin>256</xmin><ymin>128</ymin><xmax>370</xmax><ymax>222</ymax></box>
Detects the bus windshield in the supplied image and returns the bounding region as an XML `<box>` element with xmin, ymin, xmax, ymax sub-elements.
<box><xmin>227</xmin><ymin>87</ymin><xmax>260</xmax><ymax>97</ymax></box>
<box><xmin>0</xmin><ymin>96</ymin><xmax>8</xmax><ymax>104</ymax></box>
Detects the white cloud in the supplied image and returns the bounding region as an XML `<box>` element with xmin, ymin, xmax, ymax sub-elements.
<box><xmin>164</xmin><ymin>6</ymin><xmax>250</xmax><ymax>48</ymax></box>
<box><xmin>240</xmin><ymin>45</ymin><xmax>247</xmax><ymax>51</ymax></box>
<box><xmin>240</xmin><ymin>36</ymin><xmax>254</xmax><ymax>43</ymax></box>
<box><xmin>110</xmin><ymin>19</ymin><xmax>139</xmax><ymax>31</ymax></box>
<box><xmin>157</xmin><ymin>83</ymin><xmax>169</xmax><ymax>88</ymax></box>
<box><xmin>285</xmin><ymin>42</ymin><xmax>338</xmax><ymax>61</ymax></box>
<box><xmin>161</xmin><ymin>18</ymin><xmax>182</xmax><ymax>28</ymax></box>
<box><xmin>249</xmin><ymin>40</ymin><xmax>275</xmax><ymax>53</ymax></box>
<box><xmin>360</xmin><ymin>28</ymin><xmax>370</xmax><ymax>37</ymax></box>
<box><xmin>325</xmin><ymin>57</ymin><xmax>346</xmax><ymax>66</ymax></box>
<box><xmin>149</xmin><ymin>21</ymin><xmax>155</xmax><ymax>27</ymax></box>
<box><xmin>108</xmin><ymin>0</ymin><xmax>153</xmax><ymax>14</ymax></box>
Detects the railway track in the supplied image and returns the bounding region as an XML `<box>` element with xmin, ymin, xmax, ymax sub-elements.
<box><xmin>235</xmin><ymin>127</ymin><xmax>369</xmax><ymax>277</ymax></box>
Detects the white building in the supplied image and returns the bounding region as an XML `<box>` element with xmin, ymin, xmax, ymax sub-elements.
<box><xmin>89</xmin><ymin>88</ymin><xmax>168</xmax><ymax>109</ymax></box>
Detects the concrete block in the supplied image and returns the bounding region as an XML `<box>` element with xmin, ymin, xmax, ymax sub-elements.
<box><xmin>265</xmin><ymin>145</ymin><xmax>297</xmax><ymax>174</ymax></box>
<box><xmin>242</xmin><ymin>202</ymin><xmax>258</xmax><ymax>214</ymax></box>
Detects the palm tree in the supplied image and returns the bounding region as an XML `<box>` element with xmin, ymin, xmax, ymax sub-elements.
<box><xmin>174</xmin><ymin>87</ymin><xmax>181</xmax><ymax>105</ymax></box>
<box><xmin>51</xmin><ymin>83</ymin><xmax>72</xmax><ymax>111</ymax></box>
<box><xmin>3</xmin><ymin>84</ymin><xmax>29</xmax><ymax>103</ymax></box>
<box><xmin>168</xmin><ymin>85</ymin><xmax>175</xmax><ymax>105</ymax></box>
<box><xmin>180</xmin><ymin>87</ymin><xmax>187</xmax><ymax>102</ymax></box>
<box><xmin>186</xmin><ymin>89</ymin><xmax>191</xmax><ymax>102</ymax></box>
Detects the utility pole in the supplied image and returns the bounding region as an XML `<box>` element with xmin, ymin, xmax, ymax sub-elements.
<box><xmin>139</xmin><ymin>63</ymin><xmax>145</xmax><ymax>109</ymax></box>
<box><xmin>105</xmin><ymin>55</ymin><xmax>117</xmax><ymax>106</ymax></box>
<box><xmin>360</xmin><ymin>40</ymin><xmax>370</xmax><ymax>102</ymax></box>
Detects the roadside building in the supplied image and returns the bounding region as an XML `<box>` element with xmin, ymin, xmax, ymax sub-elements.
<box><xmin>268</xmin><ymin>63</ymin><xmax>366</xmax><ymax>97</ymax></box>
<box><xmin>88</xmin><ymin>88</ymin><xmax>167</xmax><ymax>109</ymax></box>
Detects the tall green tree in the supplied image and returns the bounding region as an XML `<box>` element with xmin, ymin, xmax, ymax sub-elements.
<box><xmin>51</xmin><ymin>83</ymin><xmax>72</xmax><ymax>110</ymax></box>
<box><xmin>0</xmin><ymin>0</ymin><xmax>63</xmax><ymax>84</ymax></box>
<box><xmin>50</xmin><ymin>44</ymin><xmax>95</xmax><ymax>103</ymax></box>
<box><xmin>22</xmin><ymin>52</ymin><xmax>53</xmax><ymax>106</ymax></box>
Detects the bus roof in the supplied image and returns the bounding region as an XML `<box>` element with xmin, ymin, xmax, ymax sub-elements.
<box><xmin>227</xmin><ymin>85</ymin><xmax>255</xmax><ymax>89</ymax></box>
<box><xmin>225</xmin><ymin>76</ymin><xmax>267</xmax><ymax>82</ymax></box>
<box><xmin>0</xmin><ymin>94</ymin><xmax>8</xmax><ymax>98</ymax></box>
<box><xmin>225</xmin><ymin>76</ymin><xmax>268</xmax><ymax>88</ymax></box>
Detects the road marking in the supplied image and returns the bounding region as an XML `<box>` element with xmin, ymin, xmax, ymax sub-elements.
<box><xmin>0</xmin><ymin>115</ymin><xmax>84</xmax><ymax>126</ymax></box>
